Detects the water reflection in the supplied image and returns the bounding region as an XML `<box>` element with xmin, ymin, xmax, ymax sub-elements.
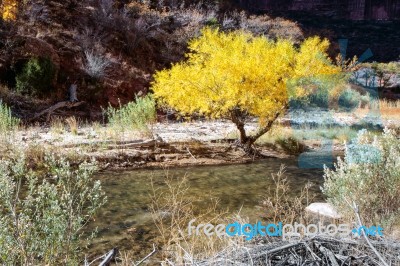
<box><xmin>86</xmin><ymin>158</ymin><xmax>325</xmax><ymax>258</ymax></box>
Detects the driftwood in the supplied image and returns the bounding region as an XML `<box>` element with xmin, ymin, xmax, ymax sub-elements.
<box><xmin>315</xmin><ymin>241</ymin><xmax>340</xmax><ymax>266</ymax></box>
<box><xmin>59</xmin><ymin>139</ymin><xmax>169</xmax><ymax>149</ymax></box>
<box><xmin>99</xmin><ymin>248</ymin><xmax>117</xmax><ymax>266</ymax></box>
<box><xmin>30</xmin><ymin>101</ymin><xmax>85</xmax><ymax>121</ymax></box>
<box><xmin>193</xmin><ymin>235</ymin><xmax>400</xmax><ymax>266</ymax></box>
<box><xmin>134</xmin><ymin>244</ymin><xmax>157</xmax><ymax>266</ymax></box>
<box><xmin>85</xmin><ymin>248</ymin><xmax>117</xmax><ymax>266</ymax></box>
<box><xmin>86</xmin><ymin>245</ymin><xmax>157</xmax><ymax>266</ymax></box>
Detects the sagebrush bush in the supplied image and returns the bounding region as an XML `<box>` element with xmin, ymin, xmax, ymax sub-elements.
<box><xmin>322</xmin><ymin>129</ymin><xmax>400</xmax><ymax>231</ymax></box>
<box><xmin>105</xmin><ymin>94</ymin><xmax>156</xmax><ymax>133</ymax></box>
<box><xmin>0</xmin><ymin>100</ymin><xmax>19</xmax><ymax>134</ymax></box>
<box><xmin>83</xmin><ymin>50</ymin><xmax>110</xmax><ymax>79</ymax></box>
<box><xmin>360</xmin><ymin>93</ymin><xmax>370</xmax><ymax>108</ymax></box>
<box><xmin>15</xmin><ymin>57</ymin><xmax>56</xmax><ymax>96</ymax></box>
<box><xmin>0</xmin><ymin>153</ymin><xmax>106</xmax><ymax>265</ymax></box>
<box><xmin>338</xmin><ymin>87</ymin><xmax>361</xmax><ymax>111</ymax></box>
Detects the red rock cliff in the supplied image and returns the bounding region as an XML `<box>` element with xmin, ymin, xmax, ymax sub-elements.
<box><xmin>236</xmin><ymin>0</ymin><xmax>400</xmax><ymax>20</ymax></box>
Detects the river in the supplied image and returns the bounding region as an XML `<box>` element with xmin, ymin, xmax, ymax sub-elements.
<box><xmin>85</xmin><ymin>158</ymin><xmax>326</xmax><ymax>260</ymax></box>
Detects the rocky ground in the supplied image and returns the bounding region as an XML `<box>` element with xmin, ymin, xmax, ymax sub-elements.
<box><xmin>13</xmin><ymin>119</ymin><xmax>284</xmax><ymax>170</ymax></box>
<box><xmin>6</xmin><ymin>107</ymin><xmax>398</xmax><ymax>170</ymax></box>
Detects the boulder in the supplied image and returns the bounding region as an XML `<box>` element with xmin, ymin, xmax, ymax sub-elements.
<box><xmin>305</xmin><ymin>202</ymin><xmax>341</xmax><ymax>219</ymax></box>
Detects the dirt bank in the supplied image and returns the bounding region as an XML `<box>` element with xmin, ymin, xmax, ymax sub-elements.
<box><xmin>8</xmin><ymin>118</ymin><xmax>357</xmax><ymax>170</ymax></box>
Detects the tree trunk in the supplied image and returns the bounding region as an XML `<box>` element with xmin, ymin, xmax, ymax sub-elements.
<box><xmin>230</xmin><ymin>108</ymin><xmax>249</xmax><ymax>144</ymax></box>
<box><xmin>230</xmin><ymin>107</ymin><xmax>284</xmax><ymax>155</ymax></box>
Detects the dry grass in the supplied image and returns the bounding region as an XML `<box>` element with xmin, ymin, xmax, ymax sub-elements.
<box><xmin>149</xmin><ymin>173</ymin><xmax>235</xmax><ymax>264</ymax></box>
<box><xmin>91</xmin><ymin>121</ymin><xmax>101</xmax><ymax>134</ymax></box>
<box><xmin>24</xmin><ymin>142</ymin><xmax>48</xmax><ymax>166</ymax></box>
<box><xmin>261</xmin><ymin>165</ymin><xmax>316</xmax><ymax>225</ymax></box>
<box><xmin>50</xmin><ymin>116</ymin><xmax>65</xmax><ymax>135</ymax></box>
<box><xmin>65</xmin><ymin>116</ymin><xmax>79</xmax><ymax>135</ymax></box>
<box><xmin>143</xmin><ymin>166</ymin><xmax>321</xmax><ymax>265</ymax></box>
<box><xmin>254</xmin><ymin>123</ymin><xmax>359</xmax><ymax>149</ymax></box>
<box><xmin>379</xmin><ymin>99</ymin><xmax>400</xmax><ymax>120</ymax></box>
<box><xmin>255</xmin><ymin>123</ymin><xmax>292</xmax><ymax>145</ymax></box>
<box><xmin>355</xmin><ymin>99</ymin><xmax>400</xmax><ymax>119</ymax></box>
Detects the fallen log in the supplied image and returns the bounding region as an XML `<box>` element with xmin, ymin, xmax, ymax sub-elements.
<box><xmin>30</xmin><ymin>101</ymin><xmax>85</xmax><ymax>121</ymax></box>
<box><xmin>59</xmin><ymin>139</ymin><xmax>169</xmax><ymax>149</ymax></box>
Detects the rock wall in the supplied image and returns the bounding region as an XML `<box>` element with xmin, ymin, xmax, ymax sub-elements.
<box><xmin>239</xmin><ymin>0</ymin><xmax>400</xmax><ymax>20</ymax></box>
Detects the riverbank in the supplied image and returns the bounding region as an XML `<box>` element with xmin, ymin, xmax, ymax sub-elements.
<box><xmin>6</xmin><ymin>119</ymin><xmax>353</xmax><ymax>171</ymax></box>
<box><xmin>2</xmin><ymin>104</ymin><xmax>398</xmax><ymax>170</ymax></box>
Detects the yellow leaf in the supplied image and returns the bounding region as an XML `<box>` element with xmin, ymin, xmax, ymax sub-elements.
<box><xmin>152</xmin><ymin>28</ymin><xmax>340</xmax><ymax>125</ymax></box>
<box><xmin>1</xmin><ymin>0</ymin><xmax>18</xmax><ymax>21</ymax></box>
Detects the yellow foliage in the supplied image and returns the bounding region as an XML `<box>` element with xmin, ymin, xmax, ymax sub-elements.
<box><xmin>1</xmin><ymin>0</ymin><xmax>18</xmax><ymax>21</ymax></box>
<box><xmin>152</xmin><ymin>28</ymin><xmax>341</xmax><ymax>125</ymax></box>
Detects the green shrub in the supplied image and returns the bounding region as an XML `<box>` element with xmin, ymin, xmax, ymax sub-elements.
<box><xmin>338</xmin><ymin>88</ymin><xmax>361</xmax><ymax>111</ymax></box>
<box><xmin>0</xmin><ymin>100</ymin><xmax>19</xmax><ymax>134</ymax></box>
<box><xmin>0</xmin><ymin>153</ymin><xmax>106</xmax><ymax>265</ymax></box>
<box><xmin>322</xmin><ymin>129</ymin><xmax>400</xmax><ymax>230</ymax></box>
<box><xmin>275</xmin><ymin>136</ymin><xmax>306</xmax><ymax>155</ymax></box>
<box><xmin>15</xmin><ymin>57</ymin><xmax>56</xmax><ymax>96</ymax></box>
<box><xmin>287</xmin><ymin>75</ymin><xmax>343</xmax><ymax>109</ymax></box>
<box><xmin>309</xmin><ymin>90</ymin><xmax>329</xmax><ymax>108</ymax></box>
<box><xmin>205</xmin><ymin>17</ymin><xmax>219</xmax><ymax>26</ymax></box>
<box><xmin>289</xmin><ymin>91</ymin><xmax>329</xmax><ymax>109</ymax></box>
<box><xmin>105</xmin><ymin>94</ymin><xmax>156</xmax><ymax>133</ymax></box>
<box><xmin>360</xmin><ymin>93</ymin><xmax>370</xmax><ymax>108</ymax></box>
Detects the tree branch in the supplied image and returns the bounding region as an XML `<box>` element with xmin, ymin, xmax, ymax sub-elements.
<box><xmin>249</xmin><ymin>109</ymin><xmax>283</xmax><ymax>142</ymax></box>
<box><xmin>30</xmin><ymin>101</ymin><xmax>85</xmax><ymax>122</ymax></box>
<box><xmin>349</xmin><ymin>201</ymin><xmax>389</xmax><ymax>266</ymax></box>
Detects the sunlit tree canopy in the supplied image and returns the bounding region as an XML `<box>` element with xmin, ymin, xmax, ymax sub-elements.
<box><xmin>152</xmin><ymin>28</ymin><xmax>341</xmax><ymax>150</ymax></box>
<box><xmin>1</xmin><ymin>0</ymin><xmax>18</xmax><ymax>21</ymax></box>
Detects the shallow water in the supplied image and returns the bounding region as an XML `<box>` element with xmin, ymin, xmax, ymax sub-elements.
<box><xmin>86</xmin><ymin>158</ymin><xmax>325</xmax><ymax>258</ymax></box>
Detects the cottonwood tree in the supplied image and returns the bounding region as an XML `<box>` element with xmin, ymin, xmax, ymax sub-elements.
<box><xmin>152</xmin><ymin>28</ymin><xmax>340</xmax><ymax>152</ymax></box>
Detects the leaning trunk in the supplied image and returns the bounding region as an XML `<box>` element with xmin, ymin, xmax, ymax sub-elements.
<box><xmin>230</xmin><ymin>108</ymin><xmax>257</xmax><ymax>154</ymax></box>
<box><xmin>230</xmin><ymin>107</ymin><xmax>284</xmax><ymax>155</ymax></box>
<box><xmin>242</xmin><ymin>137</ymin><xmax>257</xmax><ymax>154</ymax></box>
